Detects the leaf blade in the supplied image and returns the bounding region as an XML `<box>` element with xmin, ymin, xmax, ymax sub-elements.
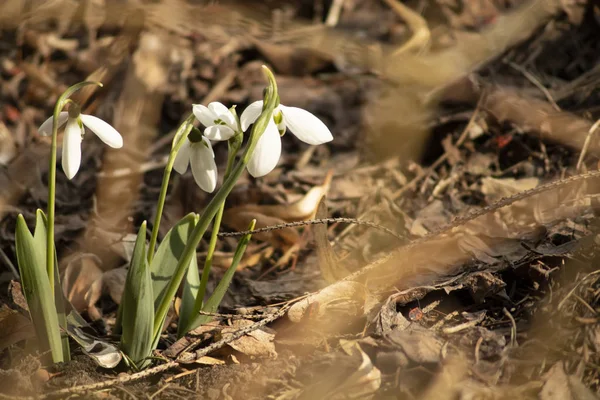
<box><xmin>119</xmin><ymin>222</ymin><xmax>154</xmax><ymax>368</ymax></box>
<box><xmin>15</xmin><ymin>213</ymin><xmax>64</xmax><ymax>363</ymax></box>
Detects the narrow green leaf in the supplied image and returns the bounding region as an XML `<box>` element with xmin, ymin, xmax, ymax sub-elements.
<box><xmin>150</xmin><ymin>213</ymin><xmax>196</xmax><ymax>310</ymax></box>
<box><xmin>15</xmin><ymin>212</ymin><xmax>64</xmax><ymax>363</ymax></box>
<box><xmin>184</xmin><ymin>220</ymin><xmax>256</xmax><ymax>334</ymax></box>
<box><xmin>177</xmin><ymin>253</ymin><xmax>200</xmax><ymax>338</ymax></box>
<box><xmin>34</xmin><ymin>210</ymin><xmax>71</xmax><ymax>361</ymax></box>
<box><xmin>120</xmin><ymin>222</ymin><xmax>154</xmax><ymax>368</ymax></box>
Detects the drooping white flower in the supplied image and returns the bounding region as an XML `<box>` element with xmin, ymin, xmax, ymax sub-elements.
<box><xmin>38</xmin><ymin>111</ymin><xmax>123</xmax><ymax>179</ymax></box>
<box><xmin>173</xmin><ymin>135</ymin><xmax>218</xmax><ymax>193</ymax></box>
<box><xmin>193</xmin><ymin>102</ymin><xmax>238</xmax><ymax>141</ymax></box>
<box><xmin>240</xmin><ymin>101</ymin><xmax>333</xmax><ymax>177</ymax></box>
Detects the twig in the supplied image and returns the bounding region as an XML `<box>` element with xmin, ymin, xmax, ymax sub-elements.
<box><xmin>507</xmin><ymin>61</ymin><xmax>560</xmax><ymax>111</ymax></box>
<box><xmin>217</xmin><ymin>217</ymin><xmax>404</xmax><ymax>241</ymax></box>
<box><xmin>325</xmin><ymin>0</ymin><xmax>346</xmax><ymax>27</ymax></box>
<box><xmin>576</xmin><ymin>119</ymin><xmax>600</xmax><ymax>173</ymax></box>
<box><xmin>197</xmin><ymin>310</ymin><xmax>273</xmax><ymax>320</ymax></box>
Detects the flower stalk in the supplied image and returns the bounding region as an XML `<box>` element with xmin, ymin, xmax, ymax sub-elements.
<box><xmin>46</xmin><ymin>81</ymin><xmax>103</xmax><ymax>291</ymax></box>
<box><xmin>195</xmin><ymin>137</ymin><xmax>240</xmax><ymax>312</ymax></box>
<box><xmin>147</xmin><ymin>114</ymin><xmax>196</xmax><ymax>263</ymax></box>
<box><xmin>153</xmin><ymin>66</ymin><xmax>279</xmax><ymax>339</ymax></box>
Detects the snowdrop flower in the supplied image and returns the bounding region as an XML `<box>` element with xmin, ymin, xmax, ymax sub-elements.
<box><xmin>173</xmin><ymin>130</ymin><xmax>218</xmax><ymax>193</ymax></box>
<box><xmin>38</xmin><ymin>109</ymin><xmax>123</xmax><ymax>179</ymax></box>
<box><xmin>240</xmin><ymin>101</ymin><xmax>333</xmax><ymax>177</ymax></box>
<box><xmin>193</xmin><ymin>102</ymin><xmax>239</xmax><ymax>141</ymax></box>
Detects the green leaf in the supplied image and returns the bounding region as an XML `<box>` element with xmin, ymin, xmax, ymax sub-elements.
<box><xmin>184</xmin><ymin>219</ymin><xmax>256</xmax><ymax>334</ymax></box>
<box><xmin>34</xmin><ymin>210</ymin><xmax>71</xmax><ymax>361</ymax></box>
<box><xmin>119</xmin><ymin>222</ymin><xmax>154</xmax><ymax>368</ymax></box>
<box><xmin>177</xmin><ymin>253</ymin><xmax>200</xmax><ymax>338</ymax></box>
<box><xmin>150</xmin><ymin>213</ymin><xmax>196</xmax><ymax>310</ymax></box>
<box><xmin>15</xmin><ymin>212</ymin><xmax>64</xmax><ymax>364</ymax></box>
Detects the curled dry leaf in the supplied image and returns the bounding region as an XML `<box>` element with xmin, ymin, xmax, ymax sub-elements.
<box><xmin>0</xmin><ymin>305</ymin><xmax>35</xmax><ymax>351</ymax></box>
<box><xmin>338</xmin><ymin>340</ymin><xmax>382</xmax><ymax>400</ymax></box>
<box><xmin>222</xmin><ymin>319</ymin><xmax>277</xmax><ymax>360</ymax></box>
<box><xmin>61</xmin><ymin>253</ymin><xmax>127</xmax><ymax>321</ymax></box>
<box><xmin>224</xmin><ymin>172</ymin><xmax>332</xmax><ymax>251</ymax></box>
<box><xmin>61</xmin><ymin>254</ymin><xmax>104</xmax><ymax>313</ymax></box>
<box><xmin>84</xmin><ymin>267</ymin><xmax>127</xmax><ymax>307</ymax></box>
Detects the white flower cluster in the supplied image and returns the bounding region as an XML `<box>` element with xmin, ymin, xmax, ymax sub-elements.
<box><xmin>38</xmin><ymin>100</ymin><xmax>333</xmax><ymax>190</ymax></box>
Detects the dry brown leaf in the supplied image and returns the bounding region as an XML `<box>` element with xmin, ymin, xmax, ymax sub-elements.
<box><xmin>227</xmin><ymin>171</ymin><xmax>332</xmax><ymax>223</ymax></box>
<box><xmin>224</xmin><ymin>173</ymin><xmax>332</xmax><ymax>248</ymax></box>
<box><xmin>61</xmin><ymin>255</ymin><xmax>104</xmax><ymax>313</ymax></box>
<box><xmin>338</xmin><ymin>340</ymin><xmax>382</xmax><ymax>399</ymax></box>
<box><xmin>0</xmin><ymin>305</ymin><xmax>35</xmax><ymax>351</ymax></box>
<box><xmin>223</xmin><ymin>320</ymin><xmax>277</xmax><ymax>360</ymax></box>
<box><xmin>540</xmin><ymin>362</ymin><xmax>597</xmax><ymax>400</ymax></box>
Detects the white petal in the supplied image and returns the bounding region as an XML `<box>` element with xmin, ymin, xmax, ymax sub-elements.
<box><xmin>62</xmin><ymin>118</ymin><xmax>83</xmax><ymax>180</ymax></box>
<box><xmin>173</xmin><ymin>139</ymin><xmax>191</xmax><ymax>174</ymax></box>
<box><xmin>279</xmin><ymin>105</ymin><xmax>333</xmax><ymax>145</ymax></box>
<box><xmin>189</xmin><ymin>138</ymin><xmax>217</xmax><ymax>193</ymax></box>
<box><xmin>80</xmin><ymin>114</ymin><xmax>123</xmax><ymax>148</ymax></box>
<box><xmin>208</xmin><ymin>102</ymin><xmax>237</xmax><ymax>130</ymax></box>
<box><xmin>247</xmin><ymin>119</ymin><xmax>281</xmax><ymax>178</ymax></box>
<box><xmin>240</xmin><ymin>101</ymin><xmax>263</xmax><ymax>132</ymax></box>
<box><xmin>38</xmin><ymin>112</ymin><xmax>68</xmax><ymax>136</ymax></box>
<box><xmin>204</xmin><ymin>125</ymin><xmax>235</xmax><ymax>141</ymax></box>
<box><xmin>193</xmin><ymin>104</ymin><xmax>218</xmax><ymax>128</ymax></box>
<box><xmin>208</xmin><ymin>102</ymin><xmax>230</xmax><ymax>117</ymax></box>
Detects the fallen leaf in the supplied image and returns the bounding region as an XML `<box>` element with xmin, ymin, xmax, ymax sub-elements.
<box><xmin>223</xmin><ymin>172</ymin><xmax>333</xmax><ymax>246</ymax></box>
<box><xmin>0</xmin><ymin>305</ymin><xmax>35</xmax><ymax>351</ymax></box>
<box><xmin>61</xmin><ymin>254</ymin><xmax>104</xmax><ymax>313</ymax></box>
<box><xmin>84</xmin><ymin>267</ymin><xmax>127</xmax><ymax>321</ymax></box>
<box><xmin>540</xmin><ymin>362</ymin><xmax>597</xmax><ymax>400</ymax></box>
<box><xmin>338</xmin><ymin>340</ymin><xmax>382</xmax><ymax>399</ymax></box>
<box><xmin>222</xmin><ymin>319</ymin><xmax>277</xmax><ymax>359</ymax></box>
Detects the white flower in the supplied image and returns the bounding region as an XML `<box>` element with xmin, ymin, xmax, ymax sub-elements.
<box><xmin>38</xmin><ymin>111</ymin><xmax>123</xmax><ymax>179</ymax></box>
<box><xmin>173</xmin><ymin>136</ymin><xmax>218</xmax><ymax>193</ymax></box>
<box><xmin>193</xmin><ymin>102</ymin><xmax>238</xmax><ymax>141</ymax></box>
<box><xmin>240</xmin><ymin>101</ymin><xmax>333</xmax><ymax>177</ymax></box>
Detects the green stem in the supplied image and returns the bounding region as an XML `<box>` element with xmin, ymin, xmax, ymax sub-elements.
<box><xmin>195</xmin><ymin>139</ymin><xmax>239</xmax><ymax>312</ymax></box>
<box><xmin>147</xmin><ymin>115</ymin><xmax>195</xmax><ymax>263</ymax></box>
<box><xmin>46</xmin><ymin>111</ymin><xmax>59</xmax><ymax>291</ymax></box>
<box><xmin>152</xmin><ymin>66</ymin><xmax>279</xmax><ymax>339</ymax></box>
<box><xmin>47</xmin><ymin>81</ymin><xmax>102</xmax><ymax>292</ymax></box>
